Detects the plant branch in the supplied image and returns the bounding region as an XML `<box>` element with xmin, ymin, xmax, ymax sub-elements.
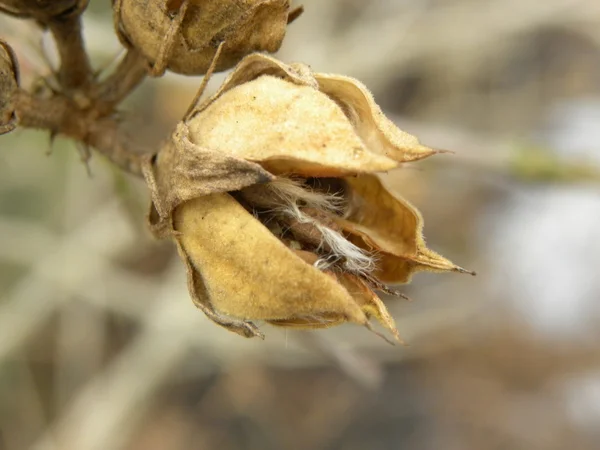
<box><xmin>47</xmin><ymin>12</ymin><xmax>93</xmax><ymax>91</ymax></box>
<box><xmin>13</xmin><ymin>89</ymin><xmax>147</xmax><ymax>176</ymax></box>
<box><xmin>93</xmin><ymin>49</ymin><xmax>149</xmax><ymax>112</ymax></box>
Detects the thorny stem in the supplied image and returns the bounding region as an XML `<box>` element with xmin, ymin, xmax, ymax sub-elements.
<box><xmin>47</xmin><ymin>12</ymin><xmax>94</xmax><ymax>91</ymax></box>
<box><xmin>13</xmin><ymin>90</ymin><xmax>145</xmax><ymax>176</ymax></box>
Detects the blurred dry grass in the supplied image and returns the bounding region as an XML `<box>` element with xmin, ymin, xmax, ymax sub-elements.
<box><xmin>2</xmin><ymin>1</ymin><xmax>600</xmax><ymax>449</ymax></box>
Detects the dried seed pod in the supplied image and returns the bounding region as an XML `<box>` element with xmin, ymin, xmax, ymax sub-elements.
<box><xmin>0</xmin><ymin>40</ymin><xmax>18</xmax><ymax>135</ymax></box>
<box><xmin>116</xmin><ymin>0</ymin><xmax>293</xmax><ymax>75</ymax></box>
<box><xmin>144</xmin><ymin>54</ymin><xmax>472</xmax><ymax>341</ymax></box>
<box><xmin>0</xmin><ymin>0</ymin><xmax>85</xmax><ymax>20</ymax></box>
<box><xmin>174</xmin><ymin>193</ymin><xmax>368</xmax><ymax>325</ymax></box>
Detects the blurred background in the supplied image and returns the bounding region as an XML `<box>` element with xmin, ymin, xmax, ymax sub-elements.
<box><xmin>2</xmin><ymin>0</ymin><xmax>600</xmax><ymax>449</ymax></box>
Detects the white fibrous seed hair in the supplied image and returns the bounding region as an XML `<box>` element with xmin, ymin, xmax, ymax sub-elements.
<box><xmin>264</xmin><ymin>178</ymin><xmax>376</xmax><ymax>275</ymax></box>
<box><xmin>266</xmin><ymin>177</ymin><xmax>344</xmax><ymax>213</ymax></box>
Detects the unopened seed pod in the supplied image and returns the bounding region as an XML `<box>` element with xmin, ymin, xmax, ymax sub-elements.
<box><xmin>0</xmin><ymin>40</ymin><xmax>18</xmax><ymax>135</ymax></box>
<box><xmin>116</xmin><ymin>0</ymin><xmax>294</xmax><ymax>75</ymax></box>
<box><xmin>0</xmin><ymin>0</ymin><xmax>85</xmax><ymax>21</ymax></box>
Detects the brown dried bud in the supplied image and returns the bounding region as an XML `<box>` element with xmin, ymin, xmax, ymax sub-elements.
<box><xmin>0</xmin><ymin>40</ymin><xmax>18</xmax><ymax>135</ymax></box>
<box><xmin>116</xmin><ymin>0</ymin><xmax>293</xmax><ymax>76</ymax></box>
<box><xmin>144</xmin><ymin>54</ymin><xmax>470</xmax><ymax>341</ymax></box>
<box><xmin>0</xmin><ymin>0</ymin><xmax>84</xmax><ymax>21</ymax></box>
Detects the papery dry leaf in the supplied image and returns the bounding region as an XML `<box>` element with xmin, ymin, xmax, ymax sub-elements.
<box><xmin>174</xmin><ymin>193</ymin><xmax>368</xmax><ymax>325</ymax></box>
<box><xmin>116</xmin><ymin>0</ymin><xmax>292</xmax><ymax>75</ymax></box>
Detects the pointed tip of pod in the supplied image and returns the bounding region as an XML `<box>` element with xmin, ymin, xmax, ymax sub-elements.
<box><xmin>364</xmin><ymin>321</ymin><xmax>406</xmax><ymax>346</ymax></box>
<box><xmin>403</xmin><ymin>144</ymin><xmax>456</xmax><ymax>162</ymax></box>
<box><xmin>454</xmin><ymin>266</ymin><xmax>477</xmax><ymax>276</ymax></box>
<box><xmin>429</xmin><ymin>146</ymin><xmax>455</xmax><ymax>156</ymax></box>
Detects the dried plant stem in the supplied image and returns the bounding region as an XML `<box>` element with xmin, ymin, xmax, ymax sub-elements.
<box><xmin>2</xmin><ymin>2</ymin><xmax>152</xmax><ymax>178</ymax></box>
<box><xmin>93</xmin><ymin>48</ymin><xmax>148</xmax><ymax>112</ymax></box>
<box><xmin>47</xmin><ymin>13</ymin><xmax>94</xmax><ymax>90</ymax></box>
<box><xmin>13</xmin><ymin>89</ymin><xmax>146</xmax><ymax>176</ymax></box>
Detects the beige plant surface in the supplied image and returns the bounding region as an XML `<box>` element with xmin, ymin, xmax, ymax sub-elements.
<box><xmin>116</xmin><ymin>0</ymin><xmax>296</xmax><ymax>75</ymax></box>
<box><xmin>0</xmin><ymin>0</ymin><xmax>472</xmax><ymax>349</ymax></box>
<box><xmin>14</xmin><ymin>1</ymin><xmax>600</xmax><ymax>448</ymax></box>
<box><xmin>143</xmin><ymin>53</ymin><xmax>469</xmax><ymax>341</ymax></box>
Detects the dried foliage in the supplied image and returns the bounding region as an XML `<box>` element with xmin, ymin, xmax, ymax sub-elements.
<box><xmin>0</xmin><ymin>1</ymin><xmax>469</xmax><ymax>343</ymax></box>
<box><xmin>144</xmin><ymin>54</ymin><xmax>470</xmax><ymax>340</ymax></box>
<box><xmin>2</xmin><ymin>1</ymin><xmax>600</xmax><ymax>449</ymax></box>
<box><xmin>116</xmin><ymin>0</ymin><xmax>296</xmax><ymax>75</ymax></box>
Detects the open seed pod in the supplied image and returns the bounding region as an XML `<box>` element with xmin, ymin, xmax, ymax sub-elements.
<box><xmin>116</xmin><ymin>0</ymin><xmax>294</xmax><ymax>75</ymax></box>
<box><xmin>0</xmin><ymin>40</ymin><xmax>18</xmax><ymax>135</ymax></box>
<box><xmin>143</xmin><ymin>53</ymin><xmax>471</xmax><ymax>341</ymax></box>
<box><xmin>0</xmin><ymin>0</ymin><xmax>85</xmax><ymax>21</ymax></box>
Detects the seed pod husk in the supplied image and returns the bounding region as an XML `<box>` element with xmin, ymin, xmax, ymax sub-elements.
<box><xmin>143</xmin><ymin>53</ymin><xmax>472</xmax><ymax>341</ymax></box>
<box><xmin>116</xmin><ymin>0</ymin><xmax>293</xmax><ymax>75</ymax></box>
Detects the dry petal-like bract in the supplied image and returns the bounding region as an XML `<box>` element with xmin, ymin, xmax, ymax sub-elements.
<box><xmin>116</xmin><ymin>0</ymin><xmax>293</xmax><ymax>75</ymax></box>
<box><xmin>0</xmin><ymin>40</ymin><xmax>18</xmax><ymax>135</ymax></box>
<box><xmin>334</xmin><ymin>175</ymin><xmax>468</xmax><ymax>283</ymax></box>
<box><xmin>174</xmin><ymin>193</ymin><xmax>367</xmax><ymax>325</ymax></box>
<box><xmin>188</xmin><ymin>75</ymin><xmax>399</xmax><ymax>176</ymax></box>
<box><xmin>186</xmin><ymin>54</ymin><xmax>440</xmax><ymax>172</ymax></box>
<box><xmin>0</xmin><ymin>0</ymin><xmax>84</xmax><ymax>20</ymax></box>
<box><xmin>145</xmin><ymin>54</ymin><xmax>471</xmax><ymax>342</ymax></box>
<box><xmin>143</xmin><ymin>123</ymin><xmax>274</xmax><ymax>237</ymax></box>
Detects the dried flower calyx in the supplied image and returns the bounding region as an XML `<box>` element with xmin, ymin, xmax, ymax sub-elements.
<box><xmin>144</xmin><ymin>54</ymin><xmax>471</xmax><ymax>342</ymax></box>
<box><xmin>115</xmin><ymin>0</ymin><xmax>298</xmax><ymax>76</ymax></box>
<box><xmin>0</xmin><ymin>39</ymin><xmax>18</xmax><ymax>135</ymax></box>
